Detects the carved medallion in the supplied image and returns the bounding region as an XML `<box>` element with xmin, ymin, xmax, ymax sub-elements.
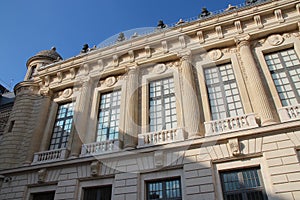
<box><xmin>62</xmin><ymin>88</ymin><xmax>73</xmax><ymax>98</ymax></box>
<box><xmin>105</xmin><ymin>76</ymin><xmax>116</xmax><ymax>87</ymax></box>
<box><xmin>153</xmin><ymin>64</ymin><xmax>167</xmax><ymax>74</ymax></box>
<box><xmin>267</xmin><ymin>34</ymin><xmax>284</xmax><ymax>46</ymax></box>
<box><xmin>208</xmin><ymin>49</ymin><xmax>223</xmax><ymax>61</ymax></box>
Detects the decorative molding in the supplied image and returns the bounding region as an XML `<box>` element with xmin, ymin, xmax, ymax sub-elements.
<box><xmin>90</xmin><ymin>161</ymin><xmax>100</xmax><ymax>177</ymax></box>
<box><xmin>235</xmin><ymin>34</ymin><xmax>250</xmax><ymax>47</ymax></box>
<box><xmin>274</xmin><ymin>9</ymin><xmax>284</xmax><ymax>23</ymax></box>
<box><xmin>154</xmin><ymin>151</ymin><xmax>164</xmax><ymax>168</ymax></box>
<box><xmin>197</xmin><ymin>31</ymin><xmax>205</xmax><ymax>43</ymax></box>
<box><xmin>128</xmin><ymin>50</ymin><xmax>135</xmax><ymax>62</ymax></box>
<box><xmin>297</xmin><ymin>3</ymin><xmax>300</xmax><ymax>15</ymax></box>
<box><xmin>228</xmin><ymin>138</ymin><xmax>241</xmax><ymax>156</ymax></box>
<box><xmin>267</xmin><ymin>34</ymin><xmax>284</xmax><ymax>46</ymax></box>
<box><xmin>44</xmin><ymin>75</ymin><xmax>50</xmax><ymax>86</ymax></box>
<box><xmin>179</xmin><ymin>36</ymin><xmax>186</xmax><ymax>49</ymax></box>
<box><xmin>70</xmin><ymin>68</ymin><xmax>76</xmax><ymax>79</ymax></box>
<box><xmin>234</xmin><ymin>21</ymin><xmax>243</xmax><ymax>34</ymax></box>
<box><xmin>162</xmin><ymin>41</ymin><xmax>168</xmax><ymax>53</ymax></box>
<box><xmin>215</xmin><ymin>26</ymin><xmax>223</xmax><ymax>39</ymax></box>
<box><xmin>37</xmin><ymin>168</ymin><xmax>47</xmax><ymax>183</ymax></box>
<box><xmin>39</xmin><ymin>87</ymin><xmax>52</xmax><ymax>96</ymax></box>
<box><xmin>98</xmin><ymin>59</ymin><xmax>104</xmax><ymax>71</ymax></box>
<box><xmin>83</xmin><ymin>64</ymin><xmax>89</xmax><ymax>75</ymax></box>
<box><xmin>113</xmin><ymin>55</ymin><xmax>119</xmax><ymax>67</ymax></box>
<box><xmin>153</xmin><ymin>64</ymin><xmax>167</xmax><ymax>74</ymax></box>
<box><xmin>145</xmin><ymin>46</ymin><xmax>151</xmax><ymax>58</ymax></box>
<box><xmin>105</xmin><ymin>76</ymin><xmax>117</xmax><ymax>87</ymax></box>
<box><xmin>208</xmin><ymin>49</ymin><xmax>223</xmax><ymax>61</ymax></box>
<box><xmin>254</xmin><ymin>15</ymin><xmax>263</xmax><ymax>29</ymax></box>
<box><xmin>57</xmin><ymin>72</ymin><xmax>63</xmax><ymax>83</ymax></box>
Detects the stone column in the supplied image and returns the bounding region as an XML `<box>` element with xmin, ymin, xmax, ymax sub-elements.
<box><xmin>180</xmin><ymin>52</ymin><xmax>201</xmax><ymax>138</ymax></box>
<box><xmin>70</xmin><ymin>78</ymin><xmax>93</xmax><ymax>157</ymax></box>
<box><xmin>124</xmin><ymin>67</ymin><xmax>139</xmax><ymax>149</ymax></box>
<box><xmin>24</xmin><ymin>92</ymin><xmax>52</xmax><ymax>165</ymax></box>
<box><xmin>236</xmin><ymin>35</ymin><xmax>276</xmax><ymax>125</ymax></box>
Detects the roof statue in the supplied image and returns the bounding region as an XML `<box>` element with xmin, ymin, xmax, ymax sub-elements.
<box><xmin>199</xmin><ymin>7</ymin><xmax>211</xmax><ymax>18</ymax></box>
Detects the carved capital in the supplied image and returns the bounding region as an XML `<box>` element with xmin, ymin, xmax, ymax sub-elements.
<box><xmin>178</xmin><ymin>50</ymin><xmax>192</xmax><ymax>62</ymax></box>
<box><xmin>235</xmin><ymin>34</ymin><xmax>251</xmax><ymax>47</ymax></box>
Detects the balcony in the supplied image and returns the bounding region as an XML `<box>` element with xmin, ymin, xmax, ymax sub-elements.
<box><xmin>138</xmin><ymin>128</ymin><xmax>186</xmax><ymax>147</ymax></box>
<box><xmin>32</xmin><ymin>148</ymin><xmax>68</xmax><ymax>164</ymax></box>
<box><xmin>205</xmin><ymin>114</ymin><xmax>258</xmax><ymax>136</ymax></box>
<box><xmin>80</xmin><ymin>139</ymin><xmax>120</xmax><ymax>156</ymax></box>
<box><xmin>278</xmin><ymin>104</ymin><xmax>300</xmax><ymax>122</ymax></box>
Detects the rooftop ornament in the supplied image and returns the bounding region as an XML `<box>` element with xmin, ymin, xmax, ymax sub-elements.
<box><xmin>199</xmin><ymin>7</ymin><xmax>211</xmax><ymax>18</ymax></box>
<box><xmin>81</xmin><ymin>44</ymin><xmax>89</xmax><ymax>54</ymax></box>
<box><xmin>157</xmin><ymin>20</ymin><xmax>166</xmax><ymax>29</ymax></box>
<box><xmin>245</xmin><ymin>0</ymin><xmax>258</xmax><ymax>5</ymax></box>
<box><xmin>176</xmin><ymin>19</ymin><xmax>186</xmax><ymax>26</ymax></box>
<box><xmin>225</xmin><ymin>4</ymin><xmax>237</xmax><ymax>11</ymax></box>
<box><xmin>116</xmin><ymin>32</ymin><xmax>126</xmax><ymax>42</ymax></box>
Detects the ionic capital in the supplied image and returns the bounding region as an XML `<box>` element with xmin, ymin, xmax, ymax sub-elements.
<box><xmin>235</xmin><ymin>34</ymin><xmax>251</xmax><ymax>47</ymax></box>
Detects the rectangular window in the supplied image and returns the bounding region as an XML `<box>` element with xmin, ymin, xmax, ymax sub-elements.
<box><xmin>264</xmin><ymin>48</ymin><xmax>300</xmax><ymax>106</ymax></box>
<box><xmin>220</xmin><ymin>167</ymin><xmax>268</xmax><ymax>200</ymax></box>
<box><xmin>31</xmin><ymin>191</ymin><xmax>55</xmax><ymax>200</ymax></box>
<box><xmin>149</xmin><ymin>77</ymin><xmax>177</xmax><ymax>132</ymax></box>
<box><xmin>96</xmin><ymin>90</ymin><xmax>121</xmax><ymax>142</ymax></box>
<box><xmin>49</xmin><ymin>102</ymin><xmax>75</xmax><ymax>150</ymax></box>
<box><xmin>204</xmin><ymin>63</ymin><xmax>244</xmax><ymax>120</ymax></box>
<box><xmin>147</xmin><ymin>178</ymin><xmax>182</xmax><ymax>200</ymax></box>
<box><xmin>83</xmin><ymin>185</ymin><xmax>112</xmax><ymax>200</ymax></box>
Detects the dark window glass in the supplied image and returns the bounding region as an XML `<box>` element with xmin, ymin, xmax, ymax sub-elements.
<box><xmin>204</xmin><ymin>63</ymin><xmax>244</xmax><ymax>120</ymax></box>
<box><xmin>49</xmin><ymin>102</ymin><xmax>75</xmax><ymax>150</ymax></box>
<box><xmin>31</xmin><ymin>191</ymin><xmax>55</xmax><ymax>200</ymax></box>
<box><xmin>264</xmin><ymin>48</ymin><xmax>300</xmax><ymax>106</ymax></box>
<box><xmin>147</xmin><ymin>178</ymin><xmax>182</xmax><ymax>200</ymax></box>
<box><xmin>220</xmin><ymin>168</ymin><xmax>268</xmax><ymax>200</ymax></box>
<box><xmin>149</xmin><ymin>77</ymin><xmax>177</xmax><ymax>132</ymax></box>
<box><xmin>83</xmin><ymin>186</ymin><xmax>112</xmax><ymax>200</ymax></box>
<box><xmin>96</xmin><ymin>90</ymin><xmax>121</xmax><ymax>142</ymax></box>
<box><xmin>29</xmin><ymin>65</ymin><xmax>37</xmax><ymax>80</ymax></box>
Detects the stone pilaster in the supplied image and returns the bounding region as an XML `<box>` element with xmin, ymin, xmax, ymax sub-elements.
<box><xmin>70</xmin><ymin>78</ymin><xmax>93</xmax><ymax>157</ymax></box>
<box><xmin>180</xmin><ymin>52</ymin><xmax>201</xmax><ymax>138</ymax></box>
<box><xmin>124</xmin><ymin>67</ymin><xmax>139</xmax><ymax>149</ymax></box>
<box><xmin>236</xmin><ymin>35</ymin><xmax>276</xmax><ymax>125</ymax></box>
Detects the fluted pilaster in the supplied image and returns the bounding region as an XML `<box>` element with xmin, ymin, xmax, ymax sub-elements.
<box><xmin>236</xmin><ymin>35</ymin><xmax>276</xmax><ymax>125</ymax></box>
<box><xmin>180</xmin><ymin>52</ymin><xmax>201</xmax><ymax>137</ymax></box>
<box><xmin>70</xmin><ymin>78</ymin><xmax>93</xmax><ymax>157</ymax></box>
<box><xmin>124</xmin><ymin>67</ymin><xmax>139</xmax><ymax>149</ymax></box>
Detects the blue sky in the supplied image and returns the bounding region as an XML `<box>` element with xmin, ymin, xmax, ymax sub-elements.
<box><xmin>0</xmin><ymin>0</ymin><xmax>245</xmax><ymax>91</ymax></box>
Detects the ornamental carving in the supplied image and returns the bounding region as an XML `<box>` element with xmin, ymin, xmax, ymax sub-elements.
<box><xmin>208</xmin><ymin>49</ymin><xmax>223</xmax><ymax>61</ymax></box>
<box><xmin>62</xmin><ymin>88</ymin><xmax>73</xmax><ymax>98</ymax></box>
<box><xmin>105</xmin><ymin>76</ymin><xmax>117</xmax><ymax>87</ymax></box>
<box><xmin>153</xmin><ymin>64</ymin><xmax>167</xmax><ymax>74</ymax></box>
<box><xmin>267</xmin><ymin>34</ymin><xmax>284</xmax><ymax>46</ymax></box>
<box><xmin>228</xmin><ymin>138</ymin><xmax>241</xmax><ymax>156</ymax></box>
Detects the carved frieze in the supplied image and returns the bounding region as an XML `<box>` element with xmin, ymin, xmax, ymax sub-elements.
<box><xmin>105</xmin><ymin>76</ymin><xmax>117</xmax><ymax>87</ymax></box>
<box><xmin>153</xmin><ymin>64</ymin><xmax>167</xmax><ymax>74</ymax></box>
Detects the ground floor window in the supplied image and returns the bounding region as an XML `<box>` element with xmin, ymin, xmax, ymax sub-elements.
<box><xmin>220</xmin><ymin>167</ymin><xmax>268</xmax><ymax>200</ymax></box>
<box><xmin>146</xmin><ymin>178</ymin><xmax>182</xmax><ymax>200</ymax></box>
<box><xmin>31</xmin><ymin>191</ymin><xmax>55</xmax><ymax>200</ymax></box>
<box><xmin>83</xmin><ymin>185</ymin><xmax>112</xmax><ymax>200</ymax></box>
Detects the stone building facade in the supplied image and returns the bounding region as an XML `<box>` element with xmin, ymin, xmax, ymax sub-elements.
<box><xmin>0</xmin><ymin>0</ymin><xmax>299</xmax><ymax>199</ymax></box>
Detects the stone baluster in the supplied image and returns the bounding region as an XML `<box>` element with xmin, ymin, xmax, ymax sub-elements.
<box><xmin>180</xmin><ymin>52</ymin><xmax>202</xmax><ymax>138</ymax></box>
<box><xmin>124</xmin><ymin>67</ymin><xmax>139</xmax><ymax>149</ymax></box>
<box><xmin>235</xmin><ymin>35</ymin><xmax>277</xmax><ymax>125</ymax></box>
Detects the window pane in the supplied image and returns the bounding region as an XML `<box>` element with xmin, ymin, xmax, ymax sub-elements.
<box><xmin>205</xmin><ymin>64</ymin><xmax>244</xmax><ymax>120</ymax></box>
<box><xmin>220</xmin><ymin>168</ymin><xmax>267</xmax><ymax>200</ymax></box>
<box><xmin>147</xmin><ymin>178</ymin><xmax>182</xmax><ymax>200</ymax></box>
<box><xmin>32</xmin><ymin>191</ymin><xmax>55</xmax><ymax>200</ymax></box>
<box><xmin>264</xmin><ymin>48</ymin><xmax>300</xmax><ymax>106</ymax></box>
<box><xmin>96</xmin><ymin>90</ymin><xmax>121</xmax><ymax>142</ymax></box>
<box><xmin>149</xmin><ymin>77</ymin><xmax>177</xmax><ymax>132</ymax></box>
<box><xmin>83</xmin><ymin>186</ymin><xmax>112</xmax><ymax>200</ymax></box>
<box><xmin>49</xmin><ymin>102</ymin><xmax>74</xmax><ymax>150</ymax></box>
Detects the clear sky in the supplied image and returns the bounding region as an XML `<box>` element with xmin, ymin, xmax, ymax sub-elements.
<box><xmin>0</xmin><ymin>0</ymin><xmax>246</xmax><ymax>91</ymax></box>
